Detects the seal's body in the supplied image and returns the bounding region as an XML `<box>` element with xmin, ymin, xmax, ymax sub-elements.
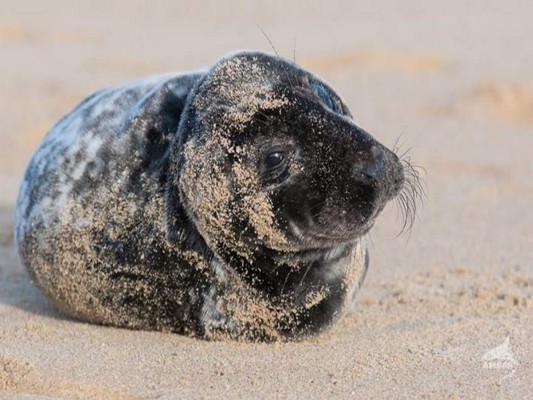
<box><xmin>16</xmin><ymin>51</ymin><xmax>406</xmax><ymax>341</ymax></box>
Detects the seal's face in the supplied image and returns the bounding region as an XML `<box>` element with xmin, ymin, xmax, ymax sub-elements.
<box><xmin>175</xmin><ymin>51</ymin><xmax>404</xmax><ymax>260</ymax></box>
<box><xmin>253</xmin><ymin>83</ymin><xmax>405</xmax><ymax>251</ymax></box>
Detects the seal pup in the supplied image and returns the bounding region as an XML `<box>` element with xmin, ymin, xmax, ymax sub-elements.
<box><xmin>15</xmin><ymin>50</ymin><xmax>417</xmax><ymax>341</ymax></box>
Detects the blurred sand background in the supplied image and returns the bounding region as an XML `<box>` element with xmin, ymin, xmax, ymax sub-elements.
<box><xmin>1</xmin><ymin>0</ymin><xmax>532</xmax><ymax>398</ymax></box>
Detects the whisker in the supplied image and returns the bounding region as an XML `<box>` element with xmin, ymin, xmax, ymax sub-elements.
<box><xmin>280</xmin><ymin>269</ymin><xmax>292</xmax><ymax>297</ymax></box>
<box><xmin>392</xmin><ymin>130</ymin><xmax>404</xmax><ymax>154</ymax></box>
<box><xmin>297</xmin><ymin>263</ymin><xmax>313</xmax><ymax>292</ymax></box>
<box><xmin>253</xmin><ymin>111</ymin><xmax>270</xmax><ymax>126</ymax></box>
<box><xmin>256</xmin><ymin>24</ymin><xmax>279</xmax><ymax>57</ymax></box>
<box><xmin>308</xmin><ymin>198</ymin><xmax>329</xmax><ymax>219</ymax></box>
<box><xmin>255</xmin><ymin>24</ymin><xmax>295</xmax><ymax>89</ymax></box>
<box><xmin>393</xmin><ymin>154</ymin><xmax>426</xmax><ymax>240</ymax></box>
<box><xmin>399</xmin><ymin>145</ymin><xmax>415</xmax><ymax>160</ymax></box>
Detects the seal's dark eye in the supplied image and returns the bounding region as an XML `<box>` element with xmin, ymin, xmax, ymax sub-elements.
<box><xmin>265</xmin><ymin>151</ymin><xmax>286</xmax><ymax>171</ymax></box>
<box><xmin>261</xmin><ymin>148</ymin><xmax>291</xmax><ymax>184</ymax></box>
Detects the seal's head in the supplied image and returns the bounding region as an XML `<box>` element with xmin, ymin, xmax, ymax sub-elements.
<box><xmin>167</xmin><ymin>51</ymin><xmax>405</xmax><ymax>264</ymax></box>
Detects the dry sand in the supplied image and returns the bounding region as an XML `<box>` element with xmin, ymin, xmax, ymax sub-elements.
<box><xmin>1</xmin><ymin>0</ymin><xmax>532</xmax><ymax>398</ymax></box>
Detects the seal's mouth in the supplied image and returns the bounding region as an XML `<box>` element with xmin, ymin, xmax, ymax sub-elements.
<box><xmin>282</xmin><ymin>149</ymin><xmax>424</xmax><ymax>251</ymax></box>
<box><xmin>287</xmin><ymin>219</ymin><xmax>372</xmax><ymax>251</ymax></box>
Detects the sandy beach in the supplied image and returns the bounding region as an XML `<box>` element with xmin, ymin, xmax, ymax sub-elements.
<box><xmin>1</xmin><ymin>1</ymin><xmax>532</xmax><ymax>398</ymax></box>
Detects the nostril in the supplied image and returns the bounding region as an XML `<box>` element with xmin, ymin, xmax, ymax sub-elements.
<box><xmin>352</xmin><ymin>145</ymin><xmax>408</xmax><ymax>200</ymax></box>
<box><xmin>353</xmin><ymin>146</ymin><xmax>386</xmax><ymax>186</ymax></box>
<box><xmin>353</xmin><ymin>170</ymin><xmax>378</xmax><ymax>188</ymax></box>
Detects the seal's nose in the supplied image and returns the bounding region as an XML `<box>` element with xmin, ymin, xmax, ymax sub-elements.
<box><xmin>353</xmin><ymin>145</ymin><xmax>385</xmax><ymax>186</ymax></box>
<box><xmin>353</xmin><ymin>145</ymin><xmax>404</xmax><ymax>199</ymax></box>
<box><xmin>360</xmin><ymin>146</ymin><xmax>386</xmax><ymax>182</ymax></box>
